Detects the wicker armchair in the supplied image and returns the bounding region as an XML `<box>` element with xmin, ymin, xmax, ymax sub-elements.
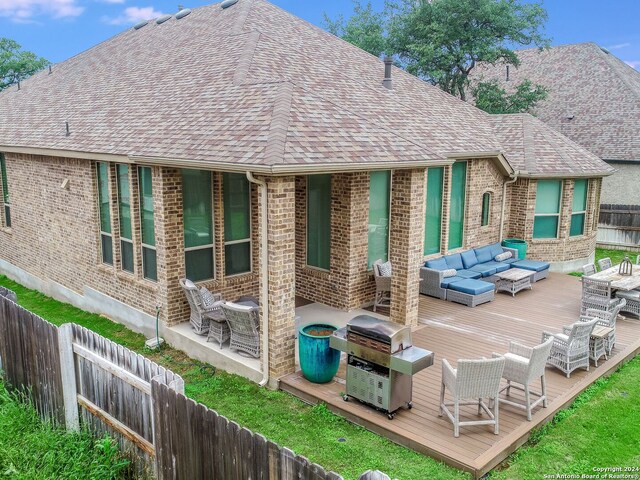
<box><xmin>597</xmin><ymin>257</ymin><xmax>612</xmax><ymax>271</ymax></box>
<box><xmin>372</xmin><ymin>260</ymin><xmax>391</xmax><ymax>312</ymax></box>
<box><xmin>492</xmin><ymin>338</ymin><xmax>553</xmax><ymax>421</ymax></box>
<box><xmin>542</xmin><ymin>318</ymin><xmax>599</xmax><ymax>378</ymax></box>
<box><xmin>581</xmin><ymin>277</ymin><xmax>617</xmax><ymax>315</ymax></box>
<box><xmin>439</xmin><ymin>356</ymin><xmax>505</xmax><ymax>437</ymax></box>
<box><xmin>582</xmin><ymin>263</ymin><xmax>596</xmax><ymax>276</ymax></box>
<box><xmin>180</xmin><ymin>279</ymin><xmax>230</xmax><ymax>347</ymax></box>
<box><xmin>583</xmin><ymin>298</ymin><xmax>626</xmax><ymax>355</ymax></box>
<box><xmin>220</xmin><ymin>302</ymin><xmax>260</xmax><ymax>358</ymax></box>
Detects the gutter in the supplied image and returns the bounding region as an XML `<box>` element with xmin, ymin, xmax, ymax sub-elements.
<box><xmin>500</xmin><ymin>172</ymin><xmax>519</xmax><ymax>242</ymax></box>
<box><xmin>246</xmin><ymin>171</ymin><xmax>269</xmax><ymax>387</ymax></box>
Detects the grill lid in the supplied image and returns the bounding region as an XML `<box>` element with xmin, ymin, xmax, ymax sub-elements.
<box><xmin>347</xmin><ymin>315</ymin><xmax>412</xmax><ymax>350</ymax></box>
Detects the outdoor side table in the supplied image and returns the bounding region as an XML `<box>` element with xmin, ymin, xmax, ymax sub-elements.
<box><xmin>494</xmin><ymin>268</ymin><xmax>534</xmax><ymax>297</ymax></box>
<box><xmin>590</xmin><ymin>326</ymin><xmax>613</xmax><ymax>367</ymax></box>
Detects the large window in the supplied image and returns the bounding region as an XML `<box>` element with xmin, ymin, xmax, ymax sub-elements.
<box><xmin>117</xmin><ymin>165</ymin><xmax>134</xmax><ymax>273</ymax></box>
<box><xmin>448</xmin><ymin>162</ymin><xmax>467</xmax><ymax>250</ymax></box>
<box><xmin>138</xmin><ymin>167</ymin><xmax>157</xmax><ymax>281</ymax></box>
<box><xmin>182</xmin><ymin>170</ymin><xmax>214</xmax><ymax>282</ymax></box>
<box><xmin>481</xmin><ymin>192</ymin><xmax>491</xmax><ymax>227</ymax></box>
<box><xmin>223</xmin><ymin>173</ymin><xmax>251</xmax><ymax>276</ymax></box>
<box><xmin>307</xmin><ymin>174</ymin><xmax>331</xmax><ymax>270</ymax></box>
<box><xmin>533</xmin><ymin>180</ymin><xmax>562</xmax><ymax>239</ymax></box>
<box><xmin>0</xmin><ymin>154</ymin><xmax>10</xmax><ymax>228</ymax></box>
<box><xmin>96</xmin><ymin>162</ymin><xmax>113</xmax><ymax>265</ymax></box>
<box><xmin>570</xmin><ymin>179</ymin><xmax>588</xmax><ymax>237</ymax></box>
<box><xmin>424</xmin><ymin>167</ymin><xmax>444</xmax><ymax>255</ymax></box>
<box><xmin>368</xmin><ymin>171</ymin><xmax>391</xmax><ymax>268</ymax></box>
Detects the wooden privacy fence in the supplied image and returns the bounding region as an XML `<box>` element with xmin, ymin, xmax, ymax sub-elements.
<box><xmin>0</xmin><ymin>291</ymin><xmax>388</xmax><ymax>479</ymax></box>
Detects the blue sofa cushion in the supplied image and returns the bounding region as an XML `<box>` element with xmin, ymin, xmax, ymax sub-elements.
<box><xmin>475</xmin><ymin>245</ymin><xmax>494</xmax><ymax>264</ymax></box>
<box><xmin>512</xmin><ymin>260</ymin><xmax>550</xmax><ymax>273</ymax></box>
<box><xmin>469</xmin><ymin>263</ymin><xmax>498</xmax><ymax>277</ymax></box>
<box><xmin>425</xmin><ymin>257</ymin><xmax>448</xmax><ymax>270</ymax></box>
<box><xmin>448</xmin><ymin>279</ymin><xmax>495</xmax><ymax>295</ymax></box>
<box><xmin>481</xmin><ymin>260</ymin><xmax>510</xmax><ymax>273</ymax></box>
<box><xmin>456</xmin><ymin>269</ymin><xmax>482</xmax><ymax>279</ymax></box>
<box><xmin>502</xmin><ymin>257</ymin><xmax>518</xmax><ymax>264</ymax></box>
<box><xmin>460</xmin><ymin>250</ymin><xmax>478</xmax><ymax>269</ymax></box>
<box><xmin>488</xmin><ymin>242</ymin><xmax>504</xmax><ymax>259</ymax></box>
<box><xmin>444</xmin><ymin>253</ymin><xmax>464</xmax><ymax>271</ymax></box>
<box><xmin>440</xmin><ymin>276</ymin><xmax>465</xmax><ymax>288</ymax></box>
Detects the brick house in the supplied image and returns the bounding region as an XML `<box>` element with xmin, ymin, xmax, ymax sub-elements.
<box><xmin>0</xmin><ymin>1</ymin><xmax>612</xmax><ymax>384</ymax></box>
<box><xmin>472</xmin><ymin>43</ymin><xmax>640</xmax><ymax>247</ymax></box>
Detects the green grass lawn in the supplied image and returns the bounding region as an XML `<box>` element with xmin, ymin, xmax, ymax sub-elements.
<box><xmin>570</xmin><ymin>247</ymin><xmax>640</xmax><ymax>277</ymax></box>
<box><xmin>0</xmin><ymin>381</ymin><xmax>130</xmax><ymax>480</ymax></box>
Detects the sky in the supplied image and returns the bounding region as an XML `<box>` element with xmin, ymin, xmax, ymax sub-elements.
<box><xmin>1</xmin><ymin>0</ymin><xmax>640</xmax><ymax>71</ymax></box>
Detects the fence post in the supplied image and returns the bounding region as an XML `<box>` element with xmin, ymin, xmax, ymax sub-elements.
<box><xmin>58</xmin><ymin>323</ymin><xmax>79</xmax><ymax>431</ymax></box>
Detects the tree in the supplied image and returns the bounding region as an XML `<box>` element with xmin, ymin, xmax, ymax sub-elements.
<box><xmin>323</xmin><ymin>1</ymin><xmax>387</xmax><ymax>58</ymax></box>
<box><xmin>326</xmin><ymin>0</ymin><xmax>550</xmax><ymax>103</ymax></box>
<box><xmin>472</xmin><ymin>79</ymin><xmax>548</xmax><ymax>114</ymax></box>
<box><xmin>0</xmin><ymin>38</ymin><xmax>49</xmax><ymax>92</ymax></box>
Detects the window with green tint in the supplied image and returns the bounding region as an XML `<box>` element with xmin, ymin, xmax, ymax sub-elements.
<box><xmin>367</xmin><ymin>171</ymin><xmax>391</xmax><ymax>269</ymax></box>
<box><xmin>570</xmin><ymin>179</ymin><xmax>588</xmax><ymax>237</ymax></box>
<box><xmin>533</xmin><ymin>180</ymin><xmax>562</xmax><ymax>239</ymax></box>
<box><xmin>307</xmin><ymin>174</ymin><xmax>331</xmax><ymax>270</ymax></box>
<box><xmin>96</xmin><ymin>162</ymin><xmax>113</xmax><ymax>265</ymax></box>
<box><xmin>0</xmin><ymin>154</ymin><xmax>10</xmax><ymax>228</ymax></box>
<box><xmin>223</xmin><ymin>173</ymin><xmax>251</xmax><ymax>276</ymax></box>
<box><xmin>182</xmin><ymin>169</ymin><xmax>214</xmax><ymax>281</ymax></box>
<box><xmin>481</xmin><ymin>192</ymin><xmax>491</xmax><ymax>227</ymax></box>
<box><xmin>448</xmin><ymin>162</ymin><xmax>467</xmax><ymax>250</ymax></box>
<box><xmin>116</xmin><ymin>165</ymin><xmax>134</xmax><ymax>273</ymax></box>
<box><xmin>424</xmin><ymin>167</ymin><xmax>443</xmax><ymax>255</ymax></box>
<box><xmin>138</xmin><ymin>167</ymin><xmax>157</xmax><ymax>281</ymax></box>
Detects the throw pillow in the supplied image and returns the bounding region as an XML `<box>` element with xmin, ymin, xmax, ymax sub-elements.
<box><xmin>442</xmin><ymin>268</ymin><xmax>457</xmax><ymax>278</ymax></box>
<box><xmin>494</xmin><ymin>251</ymin><xmax>512</xmax><ymax>262</ymax></box>
<box><xmin>183</xmin><ymin>278</ymin><xmax>197</xmax><ymax>289</ymax></box>
<box><xmin>378</xmin><ymin>261</ymin><xmax>392</xmax><ymax>277</ymax></box>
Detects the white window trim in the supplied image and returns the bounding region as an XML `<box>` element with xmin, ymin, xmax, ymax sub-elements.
<box><xmin>570</xmin><ymin>180</ymin><xmax>589</xmax><ymax>237</ymax></box>
<box><xmin>533</xmin><ymin>181</ymin><xmax>563</xmax><ymax>239</ymax></box>
<box><xmin>183</xmin><ymin>170</ymin><xmax>216</xmax><ymax>282</ymax></box>
<box><xmin>305</xmin><ymin>175</ymin><xmax>331</xmax><ymax>272</ymax></box>
<box><xmin>223</xmin><ymin>175</ymin><xmax>253</xmax><ymax>277</ymax></box>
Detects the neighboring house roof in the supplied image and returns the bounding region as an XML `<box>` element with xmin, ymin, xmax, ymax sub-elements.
<box><xmin>490</xmin><ymin>114</ymin><xmax>612</xmax><ymax>177</ymax></box>
<box><xmin>0</xmin><ymin>1</ymin><xmax>612</xmax><ymax>177</ymax></box>
<box><xmin>473</xmin><ymin>42</ymin><xmax>640</xmax><ymax>163</ymax></box>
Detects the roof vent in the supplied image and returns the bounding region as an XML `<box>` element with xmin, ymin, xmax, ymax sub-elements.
<box><xmin>133</xmin><ymin>19</ymin><xmax>149</xmax><ymax>30</ymax></box>
<box><xmin>506</xmin><ymin>65</ymin><xmax>510</xmax><ymax>81</ymax></box>
<box><xmin>156</xmin><ymin>14</ymin><xmax>172</xmax><ymax>24</ymax></box>
<box><xmin>382</xmin><ymin>56</ymin><xmax>393</xmax><ymax>90</ymax></box>
<box><xmin>600</xmin><ymin>47</ymin><xmax>610</xmax><ymax>54</ymax></box>
<box><xmin>221</xmin><ymin>0</ymin><xmax>239</xmax><ymax>9</ymax></box>
<box><xmin>176</xmin><ymin>8</ymin><xmax>191</xmax><ymax>19</ymax></box>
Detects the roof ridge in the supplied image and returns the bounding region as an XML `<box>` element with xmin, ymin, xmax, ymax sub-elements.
<box><xmin>233</xmin><ymin>30</ymin><xmax>261</xmax><ymax>85</ymax></box>
<box><xmin>521</xmin><ymin>114</ymin><xmax>537</xmax><ymax>173</ymax></box>
<box><xmin>264</xmin><ymin>81</ymin><xmax>294</xmax><ymax>165</ymax></box>
<box><xmin>594</xmin><ymin>46</ymin><xmax>640</xmax><ymax>102</ymax></box>
<box><xmin>231</xmin><ymin>0</ymin><xmax>255</xmax><ymax>35</ymax></box>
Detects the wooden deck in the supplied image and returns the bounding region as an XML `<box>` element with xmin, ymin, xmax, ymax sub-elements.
<box><xmin>280</xmin><ymin>273</ymin><xmax>640</xmax><ymax>478</ymax></box>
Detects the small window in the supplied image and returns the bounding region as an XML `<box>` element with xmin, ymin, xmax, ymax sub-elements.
<box><xmin>533</xmin><ymin>180</ymin><xmax>562</xmax><ymax>239</ymax></box>
<box><xmin>481</xmin><ymin>192</ymin><xmax>491</xmax><ymax>227</ymax></box>
<box><xmin>368</xmin><ymin>171</ymin><xmax>391</xmax><ymax>269</ymax></box>
<box><xmin>96</xmin><ymin>162</ymin><xmax>113</xmax><ymax>265</ymax></box>
<box><xmin>307</xmin><ymin>174</ymin><xmax>331</xmax><ymax>270</ymax></box>
<box><xmin>138</xmin><ymin>166</ymin><xmax>157</xmax><ymax>281</ymax></box>
<box><xmin>182</xmin><ymin>169</ymin><xmax>214</xmax><ymax>281</ymax></box>
<box><xmin>117</xmin><ymin>165</ymin><xmax>134</xmax><ymax>273</ymax></box>
<box><xmin>570</xmin><ymin>179</ymin><xmax>588</xmax><ymax>237</ymax></box>
<box><xmin>0</xmin><ymin>154</ymin><xmax>10</xmax><ymax>228</ymax></box>
<box><xmin>223</xmin><ymin>173</ymin><xmax>252</xmax><ymax>276</ymax></box>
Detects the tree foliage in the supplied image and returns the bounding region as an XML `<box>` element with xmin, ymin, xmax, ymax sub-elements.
<box><xmin>0</xmin><ymin>38</ymin><xmax>49</xmax><ymax>92</ymax></box>
<box><xmin>472</xmin><ymin>79</ymin><xmax>549</xmax><ymax>114</ymax></box>
<box><xmin>325</xmin><ymin>0</ymin><xmax>550</xmax><ymax>103</ymax></box>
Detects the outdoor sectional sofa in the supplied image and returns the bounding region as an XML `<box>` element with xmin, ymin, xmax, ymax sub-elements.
<box><xmin>420</xmin><ymin>242</ymin><xmax>550</xmax><ymax>307</ymax></box>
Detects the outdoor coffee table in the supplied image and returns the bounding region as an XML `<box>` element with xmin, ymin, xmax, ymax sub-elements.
<box><xmin>590</xmin><ymin>326</ymin><xmax>613</xmax><ymax>367</ymax></box>
<box><xmin>494</xmin><ymin>268</ymin><xmax>534</xmax><ymax>296</ymax></box>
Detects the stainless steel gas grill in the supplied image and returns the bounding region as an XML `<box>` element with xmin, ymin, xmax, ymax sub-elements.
<box><xmin>329</xmin><ymin>315</ymin><xmax>434</xmax><ymax>419</ymax></box>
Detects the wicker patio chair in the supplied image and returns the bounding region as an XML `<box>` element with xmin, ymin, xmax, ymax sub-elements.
<box><xmin>439</xmin><ymin>356</ymin><xmax>505</xmax><ymax>437</ymax></box>
<box><xmin>220</xmin><ymin>302</ymin><xmax>260</xmax><ymax>358</ymax></box>
<box><xmin>580</xmin><ymin>277</ymin><xmax>617</xmax><ymax>315</ymax></box>
<box><xmin>492</xmin><ymin>337</ymin><xmax>553</xmax><ymax>421</ymax></box>
<box><xmin>597</xmin><ymin>257</ymin><xmax>612</xmax><ymax>271</ymax></box>
<box><xmin>372</xmin><ymin>260</ymin><xmax>391</xmax><ymax>312</ymax></box>
<box><xmin>179</xmin><ymin>279</ymin><xmax>230</xmax><ymax>347</ymax></box>
<box><xmin>583</xmin><ymin>298</ymin><xmax>626</xmax><ymax>355</ymax></box>
<box><xmin>582</xmin><ymin>263</ymin><xmax>596</xmax><ymax>276</ymax></box>
<box><xmin>542</xmin><ymin>318</ymin><xmax>598</xmax><ymax>378</ymax></box>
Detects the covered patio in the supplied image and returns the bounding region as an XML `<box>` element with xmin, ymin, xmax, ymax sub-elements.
<box><xmin>280</xmin><ymin>273</ymin><xmax>640</xmax><ymax>478</ymax></box>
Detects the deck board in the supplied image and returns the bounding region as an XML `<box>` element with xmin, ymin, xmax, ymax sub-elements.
<box><xmin>280</xmin><ymin>273</ymin><xmax>640</xmax><ymax>478</ymax></box>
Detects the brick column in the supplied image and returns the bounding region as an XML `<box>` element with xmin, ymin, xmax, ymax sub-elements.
<box><xmin>263</xmin><ymin>176</ymin><xmax>297</xmax><ymax>379</ymax></box>
<box><xmin>389</xmin><ymin>169</ymin><xmax>426</xmax><ymax>327</ymax></box>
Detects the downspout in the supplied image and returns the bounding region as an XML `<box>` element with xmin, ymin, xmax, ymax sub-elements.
<box><xmin>246</xmin><ymin>171</ymin><xmax>269</xmax><ymax>387</ymax></box>
<box><xmin>500</xmin><ymin>172</ymin><xmax>519</xmax><ymax>242</ymax></box>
